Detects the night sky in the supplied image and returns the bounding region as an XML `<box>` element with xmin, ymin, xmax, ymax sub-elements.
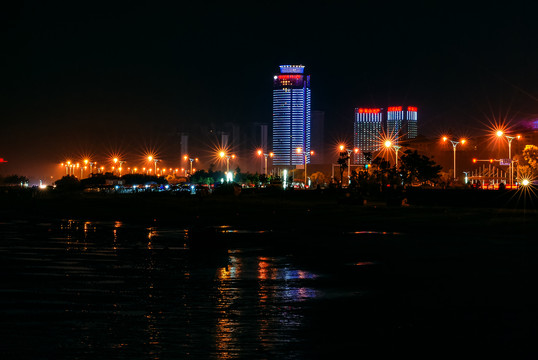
<box><xmin>3</xmin><ymin>2</ymin><xmax>538</xmax><ymax>182</ymax></box>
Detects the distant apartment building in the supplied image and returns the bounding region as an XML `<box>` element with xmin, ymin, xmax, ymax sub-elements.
<box><xmin>354</xmin><ymin>106</ymin><xmax>418</xmax><ymax>164</ymax></box>
<box><xmin>386</xmin><ymin>106</ymin><xmax>418</xmax><ymax>142</ymax></box>
<box><xmin>354</xmin><ymin>108</ymin><xmax>383</xmax><ymax>164</ymax></box>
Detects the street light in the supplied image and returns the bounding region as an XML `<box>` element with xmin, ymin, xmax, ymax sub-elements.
<box><xmin>496</xmin><ymin>130</ymin><xmax>520</xmax><ymax>188</ymax></box>
<box><xmin>183</xmin><ymin>155</ymin><xmax>198</xmax><ymax>175</ymax></box>
<box><xmin>256</xmin><ymin>149</ymin><xmax>273</xmax><ymax>175</ymax></box>
<box><xmin>219</xmin><ymin>151</ymin><xmax>235</xmax><ymax>182</ymax></box>
<box><xmin>148</xmin><ymin>155</ymin><xmax>158</xmax><ymax>176</ymax></box>
<box><xmin>385</xmin><ymin>141</ymin><xmax>402</xmax><ymax>167</ymax></box>
<box><xmin>443</xmin><ymin>137</ymin><xmax>466</xmax><ymax>181</ymax></box>
<box><xmin>383</xmin><ymin>140</ymin><xmax>401</xmax><ymax>167</ymax></box>
<box><xmin>113</xmin><ymin>158</ymin><xmax>125</xmax><ymax>176</ymax></box>
<box><xmin>83</xmin><ymin>159</ymin><xmax>89</xmax><ymax>178</ymax></box>
<box><xmin>339</xmin><ymin>144</ymin><xmax>359</xmax><ymax>185</ymax></box>
<box><xmin>296</xmin><ymin>147</ymin><xmax>315</xmax><ymax>188</ymax></box>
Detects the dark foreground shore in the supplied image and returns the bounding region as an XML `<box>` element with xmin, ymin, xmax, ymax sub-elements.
<box><xmin>2</xmin><ymin>188</ymin><xmax>538</xmax><ymax>237</ymax></box>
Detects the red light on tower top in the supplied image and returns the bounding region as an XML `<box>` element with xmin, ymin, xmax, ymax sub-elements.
<box><xmin>356</xmin><ymin>108</ymin><xmax>381</xmax><ymax>114</ymax></box>
<box><xmin>407</xmin><ymin>106</ymin><xmax>418</xmax><ymax>112</ymax></box>
<box><xmin>387</xmin><ymin>106</ymin><xmax>402</xmax><ymax>112</ymax></box>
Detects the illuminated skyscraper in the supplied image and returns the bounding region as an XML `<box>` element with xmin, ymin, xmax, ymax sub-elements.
<box><xmin>272</xmin><ymin>65</ymin><xmax>311</xmax><ymax>166</ymax></box>
<box><xmin>386</xmin><ymin>106</ymin><xmax>404</xmax><ymax>142</ymax></box>
<box><xmin>354</xmin><ymin>108</ymin><xmax>383</xmax><ymax>164</ymax></box>
<box><xmin>404</xmin><ymin>106</ymin><xmax>418</xmax><ymax>139</ymax></box>
<box><xmin>387</xmin><ymin>106</ymin><xmax>418</xmax><ymax>142</ymax></box>
<box><xmin>354</xmin><ymin>106</ymin><xmax>418</xmax><ymax>164</ymax></box>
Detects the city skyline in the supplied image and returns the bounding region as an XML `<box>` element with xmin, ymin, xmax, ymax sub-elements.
<box><xmin>3</xmin><ymin>3</ymin><xmax>538</xmax><ymax>180</ymax></box>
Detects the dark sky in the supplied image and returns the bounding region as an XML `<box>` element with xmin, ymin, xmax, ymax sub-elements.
<box><xmin>2</xmin><ymin>2</ymin><xmax>538</xmax><ymax>181</ymax></box>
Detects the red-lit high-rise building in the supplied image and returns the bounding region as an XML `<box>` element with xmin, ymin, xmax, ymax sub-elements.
<box><xmin>354</xmin><ymin>106</ymin><xmax>418</xmax><ymax>164</ymax></box>
<box><xmin>354</xmin><ymin>108</ymin><xmax>383</xmax><ymax>164</ymax></box>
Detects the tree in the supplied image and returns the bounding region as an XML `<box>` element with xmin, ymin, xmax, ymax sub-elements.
<box><xmin>522</xmin><ymin>145</ymin><xmax>538</xmax><ymax>173</ymax></box>
<box><xmin>54</xmin><ymin>175</ymin><xmax>82</xmax><ymax>191</ymax></box>
<box><xmin>310</xmin><ymin>171</ymin><xmax>327</xmax><ymax>187</ymax></box>
<box><xmin>0</xmin><ymin>174</ymin><xmax>29</xmax><ymax>186</ymax></box>
<box><xmin>337</xmin><ymin>150</ymin><xmax>349</xmax><ymax>187</ymax></box>
<box><xmin>190</xmin><ymin>170</ymin><xmax>212</xmax><ymax>185</ymax></box>
<box><xmin>398</xmin><ymin>150</ymin><xmax>442</xmax><ymax>186</ymax></box>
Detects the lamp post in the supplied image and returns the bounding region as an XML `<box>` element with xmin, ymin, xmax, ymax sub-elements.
<box><xmin>219</xmin><ymin>151</ymin><xmax>235</xmax><ymax>182</ymax></box>
<box><xmin>183</xmin><ymin>155</ymin><xmax>198</xmax><ymax>175</ymax></box>
<box><xmin>383</xmin><ymin>141</ymin><xmax>401</xmax><ymax>167</ymax></box>
<box><xmin>113</xmin><ymin>158</ymin><xmax>119</xmax><ymax>175</ymax></box>
<box><xmin>256</xmin><ymin>150</ymin><xmax>274</xmax><ymax>175</ymax></box>
<box><xmin>496</xmin><ymin>131</ymin><xmax>520</xmax><ymax>188</ymax></box>
<box><xmin>393</xmin><ymin>145</ymin><xmax>401</xmax><ymax>168</ymax></box>
<box><xmin>148</xmin><ymin>156</ymin><xmax>158</xmax><ymax>175</ymax></box>
<box><xmin>339</xmin><ymin>145</ymin><xmax>359</xmax><ymax>185</ymax></box>
<box><xmin>83</xmin><ymin>159</ymin><xmax>89</xmax><ymax>178</ymax></box>
<box><xmin>443</xmin><ymin>137</ymin><xmax>466</xmax><ymax>181</ymax></box>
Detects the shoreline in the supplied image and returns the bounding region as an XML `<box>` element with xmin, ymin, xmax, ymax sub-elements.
<box><xmin>2</xmin><ymin>189</ymin><xmax>537</xmax><ymax>238</ymax></box>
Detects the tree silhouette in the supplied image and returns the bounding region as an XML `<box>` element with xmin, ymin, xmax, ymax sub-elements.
<box><xmin>399</xmin><ymin>150</ymin><xmax>442</xmax><ymax>185</ymax></box>
<box><xmin>337</xmin><ymin>150</ymin><xmax>349</xmax><ymax>187</ymax></box>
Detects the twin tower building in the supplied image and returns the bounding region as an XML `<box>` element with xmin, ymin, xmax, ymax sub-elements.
<box><xmin>272</xmin><ymin>65</ymin><xmax>418</xmax><ymax>166</ymax></box>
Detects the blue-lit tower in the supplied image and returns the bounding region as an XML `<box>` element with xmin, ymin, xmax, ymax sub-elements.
<box><xmin>354</xmin><ymin>108</ymin><xmax>383</xmax><ymax>164</ymax></box>
<box><xmin>272</xmin><ymin>65</ymin><xmax>311</xmax><ymax>166</ymax></box>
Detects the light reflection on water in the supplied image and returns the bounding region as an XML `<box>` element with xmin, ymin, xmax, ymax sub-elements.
<box><xmin>0</xmin><ymin>220</ymin><xmax>322</xmax><ymax>359</ymax></box>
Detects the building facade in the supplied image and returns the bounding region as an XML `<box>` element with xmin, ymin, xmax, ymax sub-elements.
<box><xmin>354</xmin><ymin>106</ymin><xmax>418</xmax><ymax>164</ymax></box>
<box><xmin>386</xmin><ymin>106</ymin><xmax>418</xmax><ymax>142</ymax></box>
<box><xmin>354</xmin><ymin>108</ymin><xmax>383</xmax><ymax>164</ymax></box>
<box><xmin>272</xmin><ymin>65</ymin><xmax>311</xmax><ymax>166</ymax></box>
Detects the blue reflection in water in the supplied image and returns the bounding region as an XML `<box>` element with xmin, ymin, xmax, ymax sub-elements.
<box><xmin>212</xmin><ymin>252</ymin><xmax>320</xmax><ymax>358</ymax></box>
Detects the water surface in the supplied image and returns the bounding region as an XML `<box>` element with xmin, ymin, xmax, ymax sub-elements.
<box><xmin>1</xmin><ymin>219</ymin><xmax>537</xmax><ymax>358</ymax></box>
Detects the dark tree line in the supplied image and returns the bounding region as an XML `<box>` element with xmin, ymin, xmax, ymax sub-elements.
<box><xmin>346</xmin><ymin>149</ymin><xmax>442</xmax><ymax>191</ymax></box>
<box><xmin>0</xmin><ymin>175</ymin><xmax>29</xmax><ymax>186</ymax></box>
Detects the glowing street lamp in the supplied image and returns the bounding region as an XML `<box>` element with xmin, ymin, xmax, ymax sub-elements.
<box><xmin>256</xmin><ymin>149</ymin><xmax>273</xmax><ymax>175</ymax></box>
<box><xmin>113</xmin><ymin>158</ymin><xmax>125</xmax><ymax>176</ymax></box>
<box><xmin>148</xmin><ymin>155</ymin><xmax>158</xmax><ymax>175</ymax></box>
<box><xmin>496</xmin><ymin>130</ymin><xmax>520</xmax><ymax>188</ymax></box>
<box><xmin>183</xmin><ymin>155</ymin><xmax>198</xmax><ymax>175</ymax></box>
<box><xmin>383</xmin><ymin>141</ymin><xmax>402</xmax><ymax>167</ymax></box>
<box><xmin>83</xmin><ymin>159</ymin><xmax>89</xmax><ymax>178</ymax></box>
<box><xmin>339</xmin><ymin>144</ymin><xmax>359</xmax><ymax>185</ymax></box>
<box><xmin>219</xmin><ymin>151</ymin><xmax>235</xmax><ymax>181</ymax></box>
<box><xmin>296</xmin><ymin>147</ymin><xmax>315</xmax><ymax>187</ymax></box>
<box><xmin>443</xmin><ymin>137</ymin><xmax>466</xmax><ymax>181</ymax></box>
